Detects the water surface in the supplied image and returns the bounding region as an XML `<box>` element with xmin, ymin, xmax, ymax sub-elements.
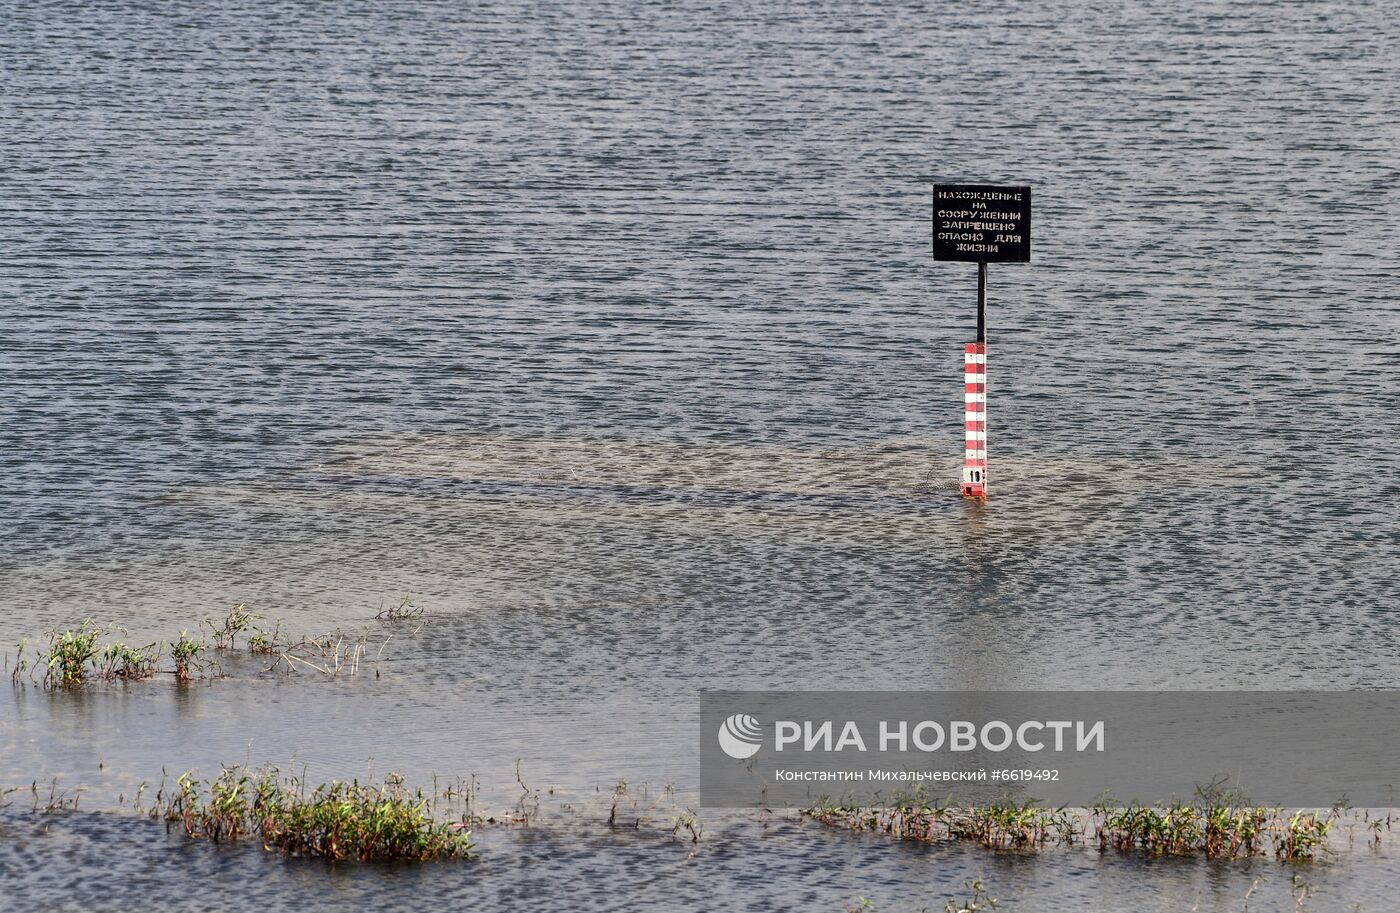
<box><xmin>2</xmin><ymin>0</ymin><xmax>1398</xmax><ymax>909</ymax></box>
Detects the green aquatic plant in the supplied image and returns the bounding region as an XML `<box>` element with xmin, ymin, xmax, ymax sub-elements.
<box><xmin>802</xmin><ymin>795</ymin><xmax>1077</xmax><ymax>850</ymax></box>
<box><xmin>23</xmin><ymin>624</ymin><xmax>165</xmax><ymax>686</ymax></box>
<box><xmin>205</xmin><ymin>603</ymin><xmax>255</xmax><ymax>649</ymax></box>
<box><xmin>246</xmin><ymin>620</ymin><xmax>284</xmax><ymax>655</ymax></box>
<box><xmin>169</xmin><ymin>631</ymin><xmax>204</xmax><ymax>682</ymax></box>
<box><xmin>15</xmin><ymin>612</ymin><xmax>395</xmax><ymax>688</ymax></box>
<box><xmin>806</xmin><ymin>789</ymin><xmax>1333</xmax><ymax>864</ymax></box>
<box><xmin>96</xmin><ymin>641</ymin><xmax>159</xmax><ymax>680</ymax></box>
<box><xmin>670</xmin><ymin>809</ymin><xmax>703</xmax><ymax>844</ymax></box>
<box><xmin>945</xmin><ymin>802</ymin><xmax>1078</xmax><ymax>849</ymax></box>
<box><xmin>42</xmin><ymin>621</ymin><xmax>104</xmax><ymax>687</ymax></box>
<box><xmin>1092</xmin><ymin>795</ymin><xmax>1334</xmax><ymax>861</ymax></box>
<box><xmin>164</xmin><ymin>766</ymin><xmax>474</xmax><ymax>861</ymax></box>
<box><xmin>1094</xmin><ymin>800</ymin><xmax>1209</xmax><ymax>855</ymax></box>
<box><xmin>1276</xmin><ymin>810</ymin><xmax>1332</xmax><ymax>861</ymax></box>
<box><xmin>944</xmin><ymin>879</ymin><xmax>997</xmax><ymax>913</ymax></box>
<box><xmin>1200</xmin><ymin>802</ymin><xmax>1270</xmax><ymax>858</ymax></box>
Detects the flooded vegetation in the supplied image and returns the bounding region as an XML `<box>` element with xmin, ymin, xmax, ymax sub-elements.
<box><xmin>161</xmin><ymin>767</ymin><xmax>474</xmax><ymax>862</ymax></box>
<box><xmin>803</xmin><ymin>791</ymin><xmax>1354</xmax><ymax>863</ymax></box>
<box><xmin>1092</xmin><ymin>800</ymin><xmax>1334</xmax><ymax>862</ymax></box>
<box><xmin>3</xmin><ymin>769</ymin><xmax>1399</xmax><ymax>911</ymax></box>
<box><xmin>804</xmin><ymin>797</ymin><xmax>1080</xmax><ymax>851</ymax></box>
<box><xmin>6</xmin><ymin>606</ymin><xmax>395</xmax><ymax>688</ymax></box>
<box><xmin>6</xmin><ymin>585</ymin><xmax>1400</xmax><ymax>909</ymax></box>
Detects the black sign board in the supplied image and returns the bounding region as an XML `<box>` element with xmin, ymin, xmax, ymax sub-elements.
<box><xmin>932</xmin><ymin>184</ymin><xmax>1031</xmax><ymax>263</ymax></box>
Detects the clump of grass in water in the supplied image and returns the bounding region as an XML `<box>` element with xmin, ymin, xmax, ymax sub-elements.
<box><xmin>163</xmin><ymin>766</ymin><xmax>473</xmax><ymax>861</ymax></box>
<box><xmin>17</xmin><ymin>623</ymin><xmax>173</xmax><ymax>686</ymax></box>
<box><xmin>1092</xmin><ymin>792</ymin><xmax>1336</xmax><ymax>861</ymax></box>
<box><xmin>169</xmin><ymin>630</ymin><xmax>204</xmax><ymax>682</ymax></box>
<box><xmin>802</xmin><ymin>792</ymin><xmax>1078</xmax><ymax>850</ymax></box>
<box><xmin>10</xmin><ymin>612</ymin><xmax>397</xmax><ymax>687</ymax></box>
<box><xmin>945</xmin><ymin>802</ymin><xmax>1078</xmax><ymax>849</ymax></box>
<box><xmin>805</xmin><ymin>779</ymin><xmax>1338</xmax><ymax>863</ymax></box>
<box><xmin>42</xmin><ymin>621</ymin><xmax>104</xmax><ymax>687</ymax></box>
<box><xmin>23</xmin><ymin>622</ymin><xmax>211</xmax><ymax>687</ymax></box>
<box><xmin>945</xmin><ymin>879</ymin><xmax>997</xmax><ymax>913</ymax></box>
<box><xmin>1275</xmin><ymin>810</ymin><xmax>1333</xmax><ymax>861</ymax></box>
<box><xmin>204</xmin><ymin>603</ymin><xmax>255</xmax><ymax>650</ymax></box>
<box><xmin>246</xmin><ymin>620</ymin><xmax>284</xmax><ymax>655</ymax></box>
<box><xmin>1095</xmin><ymin>800</ymin><xmax>1215</xmax><ymax>855</ymax></box>
<box><xmin>671</xmin><ymin>809</ymin><xmax>703</xmax><ymax>844</ymax></box>
<box><xmin>96</xmin><ymin>641</ymin><xmax>159</xmax><ymax>680</ymax></box>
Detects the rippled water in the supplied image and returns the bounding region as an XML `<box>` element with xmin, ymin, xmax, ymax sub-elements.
<box><xmin>3</xmin><ymin>804</ymin><xmax>1398</xmax><ymax>913</ymax></box>
<box><xmin>2</xmin><ymin>0</ymin><xmax>1398</xmax><ymax>909</ymax></box>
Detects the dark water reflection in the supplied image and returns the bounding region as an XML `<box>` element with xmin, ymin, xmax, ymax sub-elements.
<box><xmin>2</xmin><ymin>0</ymin><xmax>1398</xmax><ymax>908</ymax></box>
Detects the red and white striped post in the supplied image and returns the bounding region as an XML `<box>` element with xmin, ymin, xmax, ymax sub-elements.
<box><xmin>960</xmin><ymin>259</ymin><xmax>989</xmax><ymax>498</ymax></box>
<box><xmin>931</xmin><ymin>183</ymin><xmax>1030</xmax><ymax>499</ymax></box>
<box><xmin>961</xmin><ymin>341</ymin><xmax>987</xmax><ymax>497</ymax></box>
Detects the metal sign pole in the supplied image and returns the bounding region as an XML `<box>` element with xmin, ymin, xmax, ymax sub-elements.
<box><xmin>977</xmin><ymin>261</ymin><xmax>986</xmax><ymax>344</ymax></box>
